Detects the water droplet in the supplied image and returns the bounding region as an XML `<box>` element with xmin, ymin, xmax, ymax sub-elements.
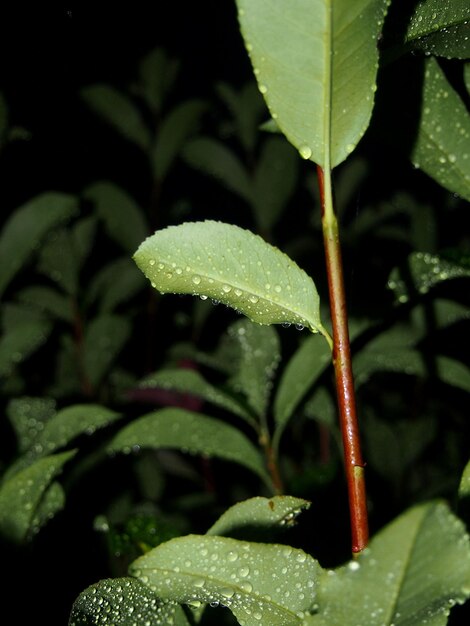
<box><xmin>222</xmin><ymin>284</ymin><xmax>232</xmax><ymax>293</ymax></box>
<box><xmin>259</xmin><ymin>84</ymin><xmax>268</xmax><ymax>94</ymax></box>
<box><xmin>149</xmin><ymin>259</ymin><xmax>156</xmax><ymax>266</ymax></box>
<box><xmin>234</xmin><ymin>288</ymin><xmax>243</xmax><ymax>297</ymax></box>
<box><xmin>239</xmin><ymin>566</ymin><xmax>250</xmax><ymax>577</ymax></box>
<box><xmin>274</xmin><ymin>285</ymin><xmax>282</xmax><ymax>293</ymax></box>
<box><xmin>192</xmin><ymin>275</ymin><xmax>201</xmax><ymax>285</ymax></box>
<box><xmin>348</xmin><ymin>560</ymin><xmax>360</xmax><ymax>571</ymax></box>
<box><xmin>346</xmin><ymin>143</ymin><xmax>355</xmax><ymax>153</ymax></box>
<box><xmin>299</xmin><ymin>144</ymin><xmax>312</xmax><ymax>160</ymax></box>
<box><xmin>199</xmin><ymin>295</ymin><xmax>208</xmax><ymax>301</ymax></box>
<box><xmin>248</xmin><ymin>295</ymin><xmax>259</xmax><ymax>304</ymax></box>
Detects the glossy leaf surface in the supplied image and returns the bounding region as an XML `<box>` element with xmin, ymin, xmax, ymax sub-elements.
<box><xmin>236</xmin><ymin>0</ymin><xmax>389</xmax><ymax>168</ymax></box>
<box><xmin>134</xmin><ymin>221</ymin><xmax>325</xmax><ymax>335</ymax></box>
<box><xmin>131</xmin><ymin>535</ymin><xmax>320</xmax><ymax>625</ymax></box>
<box><xmin>107</xmin><ymin>408</ymin><xmax>271</xmax><ymax>487</ymax></box>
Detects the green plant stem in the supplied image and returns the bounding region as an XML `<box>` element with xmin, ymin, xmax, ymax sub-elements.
<box><xmin>317</xmin><ymin>164</ymin><xmax>369</xmax><ymax>554</ymax></box>
<box><xmin>259</xmin><ymin>428</ymin><xmax>284</xmax><ymax>495</ymax></box>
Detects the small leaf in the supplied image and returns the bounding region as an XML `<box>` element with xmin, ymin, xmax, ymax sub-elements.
<box><xmin>206</xmin><ymin>495</ymin><xmax>311</xmax><ymax>537</ymax></box>
<box><xmin>139</xmin><ymin>367</ymin><xmax>256</xmax><ymax>426</ymax></box>
<box><xmin>236</xmin><ymin>0</ymin><xmax>390</xmax><ymax>168</ymax></box>
<box><xmin>72</xmin><ymin>215</ymin><xmax>98</xmax><ymax>266</ymax></box>
<box><xmin>69</xmin><ymin>577</ymin><xmax>190</xmax><ymax>626</ymax></box>
<box><xmin>134</xmin><ymin>220</ymin><xmax>326</xmax><ymax>336</ymax></box>
<box><xmin>16</xmin><ymin>285</ymin><xmax>73</xmax><ymax>322</ymax></box>
<box><xmin>84</xmin><ymin>182</ymin><xmax>148</xmax><ymax>252</ymax></box>
<box><xmin>87</xmin><ymin>258</ymin><xmax>146</xmax><ymax>313</ymax></box>
<box><xmin>388</xmin><ymin>251</ymin><xmax>470</xmax><ymax>303</ymax></box>
<box><xmin>252</xmin><ymin>136</ymin><xmax>299</xmax><ymax>232</ymax></box>
<box><xmin>411</xmin><ymin>58</ymin><xmax>470</xmax><ymax>201</ymax></box>
<box><xmin>0</xmin><ymin>192</ymin><xmax>78</xmax><ymax>297</ymax></box>
<box><xmin>7</xmin><ymin>396</ymin><xmax>56</xmax><ymax>454</ymax></box>
<box><xmin>0</xmin><ymin>450</ymin><xmax>76</xmax><ymax>543</ymax></box>
<box><xmin>136</xmin><ymin>47</ymin><xmax>180</xmax><ymax>115</ymax></box>
<box><xmin>406</xmin><ymin>0</ymin><xmax>470</xmax><ymax>59</ymax></box>
<box><xmin>274</xmin><ymin>334</ymin><xmax>331</xmax><ymax>451</ymax></box>
<box><xmin>436</xmin><ymin>356</ymin><xmax>470</xmax><ymax>394</ymax></box>
<box><xmin>0</xmin><ymin>317</ymin><xmax>52</xmax><ymax>378</ymax></box>
<box><xmin>226</xmin><ymin>320</ymin><xmax>281</xmax><ymax>419</ymax></box>
<box><xmin>152</xmin><ymin>99</ymin><xmax>207</xmax><ymax>181</ymax></box>
<box><xmin>37</xmin><ymin>228</ymin><xmax>80</xmax><ymax>296</ymax></box>
<box><xmin>131</xmin><ymin>535</ymin><xmax>321</xmax><ymax>626</ymax></box>
<box><xmin>83</xmin><ymin>315</ymin><xmax>131</xmax><ymax>389</ymax></box>
<box><xmin>81</xmin><ymin>85</ymin><xmax>151</xmax><ymax>150</ymax></box>
<box><xmin>182</xmin><ymin>137</ymin><xmax>253</xmax><ymax>202</ymax></box>
<box><xmin>459</xmin><ymin>459</ymin><xmax>470</xmax><ymax>500</ymax></box>
<box><xmin>308</xmin><ymin>501</ymin><xmax>470</xmax><ymax>625</ymax></box>
<box><xmin>107</xmin><ymin>408</ymin><xmax>272</xmax><ymax>488</ymax></box>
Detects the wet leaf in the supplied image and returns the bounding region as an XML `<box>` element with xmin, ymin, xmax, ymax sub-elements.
<box><xmin>134</xmin><ymin>220</ymin><xmax>326</xmax><ymax>336</ymax></box>
<box><xmin>308</xmin><ymin>501</ymin><xmax>470</xmax><ymax>625</ymax></box>
<box><xmin>273</xmin><ymin>334</ymin><xmax>331</xmax><ymax>451</ymax></box>
<box><xmin>81</xmin><ymin>85</ymin><xmax>151</xmax><ymax>150</ymax></box>
<box><xmin>411</xmin><ymin>58</ymin><xmax>470</xmax><ymax>201</ymax></box>
<box><xmin>0</xmin><ymin>192</ymin><xmax>78</xmax><ymax>297</ymax></box>
<box><xmin>139</xmin><ymin>367</ymin><xmax>256</xmax><ymax>426</ymax></box>
<box><xmin>0</xmin><ymin>450</ymin><xmax>76</xmax><ymax>543</ymax></box>
<box><xmin>107</xmin><ymin>408</ymin><xmax>272</xmax><ymax>488</ymax></box>
<box><xmin>69</xmin><ymin>577</ymin><xmax>190</xmax><ymax>625</ymax></box>
<box><xmin>406</xmin><ymin>0</ymin><xmax>470</xmax><ymax>59</ymax></box>
<box><xmin>131</xmin><ymin>535</ymin><xmax>321</xmax><ymax>625</ymax></box>
<box><xmin>6</xmin><ymin>396</ymin><xmax>56</xmax><ymax>454</ymax></box>
<box><xmin>206</xmin><ymin>495</ymin><xmax>311</xmax><ymax>537</ymax></box>
<box><xmin>236</xmin><ymin>0</ymin><xmax>390</xmax><ymax>168</ymax></box>
<box><xmin>226</xmin><ymin>320</ymin><xmax>281</xmax><ymax>419</ymax></box>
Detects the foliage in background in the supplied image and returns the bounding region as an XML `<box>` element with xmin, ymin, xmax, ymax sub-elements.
<box><xmin>1</xmin><ymin>1</ymin><xmax>470</xmax><ymax>624</ymax></box>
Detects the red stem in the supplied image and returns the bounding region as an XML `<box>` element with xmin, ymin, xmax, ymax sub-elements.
<box><xmin>317</xmin><ymin>165</ymin><xmax>369</xmax><ymax>554</ymax></box>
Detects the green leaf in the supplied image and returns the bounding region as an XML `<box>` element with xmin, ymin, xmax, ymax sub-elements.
<box><xmin>84</xmin><ymin>182</ymin><xmax>148</xmax><ymax>252</ymax></box>
<box><xmin>107</xmin><ymin>408</ymin><xmax>272</xmax><ymax>488</ymax></box>
<box><xmin>0</xmin><ymin>192</ymin><xmax>78</xmax><ymax>297</ymax></box>
<box><xmin>405</xmin><ymin>0</ymin><xmax>470</xmax><ymax>59</ymax></box>
<box><xmin>459</xmin><ymin>459</ymin><xmax>470</xmax><ymax>500</ymax></box>
<box><xmin>16</xmin><ymin>285</ymin><xmax>73</xmax><ymax>322</ymax></box>
<box><xmin>69</xmin><ymin>577</ymin><xmax>190</xmax><ymax>626</ymax></box>
<box><xmin>72</xmin><ymin>215</ymin><xmax>98</xmax><ymax>266</ymax></box>
<box><xmin>131</xmin><ymin>535</ymin><xmax>321</xmax><ymax>625</ymax></box>
<box><xmin>152</xmin><ymin>99</ymin><xmax>207</xmax><ymax>181</ymax></box>
<box><xmin>37</xmin><ymin>228</ymin><xmax>80</xmax><ymax>296</ymax></box>
<box><xmin>139</xmin><ymin>367</ymin><xmax>256</xmax><ymax>427</ymax></box>
<box><xmin>0</xmin><ymin>450</ymin><xmax>76</xmax><ymax>543</ymax></box>
<box><xmin>252</xmin><ymin>136</ymin><xmax>299</xmax><ymax>232</ymax></box>
<box><xmin>436</xmin><ymin>356</ymin><xmax>470</xmax><ymax>394</ymax></box>
<box><xmin>274</xmin><ymin>334</ymin><xmax>332</xmax><ymax>451</ymax></box>
<box><xmin>182</xmin><ymin>137</ymin><xmax>253</xmax><ymax>202</ymax></box>
<box><xmin>388</xmin><ymin>251</ymin><xmax>470</xmax><ymax>303</ymax></box>
<box><xmin>206</xmin><ymin>495</ymin><xmax>311</xmax><ymax>537</ymax></box>
<box><xmin>236</xmin><ymin>0</ymin><xmax>390</xmax><ymax>168</ymax></box>
<box><xmin>0</xmin><ymin>317</ymin><xmax>52</xmax><ymax>378</ymax></box>
<box><xmin>87</xmin><ymin>258</ymin><xmax>146</xmax><ymax>313</ymax></box>
<box><xmin>226</xmin><ymin>320</ymin><xmax>281</xmax><ymax>419</ymax></box>
<box><xmin>308</xmin><ymin>501</ymin><xmax>470</xmax><ymax>626</ymax></box>
<box><xmin>136</xmin><ymin>47</ymin><xmax>180</xmax><ymax>115</ymax></box>
<box><xmin>81</xmin><ymin>85</ymin><xmax>151</xmax><ymax>150</ymax></box>
<box><xmin>134</xmin><ymin>220</ymin><xmax>326</xmax><ymax>335</ymax></box>
<box><xmin>7</xmin><ymin>396</ymin><xmax>56</xmax><ymax>454</ymax></box>
<box><xmin>411</xmin><ymin>58</ymin><xmax>470</xmax><ymax>201</ymax></box>
<box><xmin>83</xmin><ymin>315</ymin><xmax>131</xmax><ymax>388</ymax></box>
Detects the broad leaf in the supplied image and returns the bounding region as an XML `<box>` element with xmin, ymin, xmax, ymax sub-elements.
<box><xmin>0</xmin><ymin>192</ymin><xmax>78</xmax><ymax>297</ymax></box>
<box><xmin>308</xmin><ymin>501</ymin><xmax>470</xmax><ymax>625</ymax></box>
<box><xmin>81</xmin><ymin>85</ymin><xmax>151</xmax><ymax>150</ymax></box>
<box><xmin>107</xmin><ymin>408</ymin><xmax>272</xmax><ymax>488</ymax></box>
<box><xmin>226</xmin><ymin>320</ymin><xmax>281</xmax><ymax>419</ymax></box>
<box><xmin>0</xmin><ymin>450</ymin><xmax>76</xmax><ymax>543</ymax></box>
<box><xmin>207</xmin><ymin>495</ymin><xmax>311</xmax><ymax>537</ymax></box>
<box><xmin>134</xmin><ymin>220</ymin><xmax>326</xmax><ymax>336</ymax></box>
<box><xmin>182</xmin><ymin>137</ymin><xmax>253</xmax><ymax>202</ymax></box>
<box><xmin>406</xmin><ymin>0</ymin><xmax>470</xmax><ymax>59</ymax></box>
<box><xmin>16</xmin><ymin>285</ymin><xmax>73</xmax><ymax>322</ymax></box>
<box><xmin>411</xmin><ymin>58</ymin><xmax>470</xmax><ymax>202</ymax></box>
<box><xmin>131</xmin><ymin>535</ymin><xmax>321</xmax><ymax>625</ymax></box>
<box><xmin>274</xmin><ymin>334</ymin><xmax>331</xmax><ymax>451</ymax></box>
<box><xmin>84</xmin><ymin>182</ymin><xmax>148</xmax><ymax>252</ymax></box>
<box><xmin>139</xmin><ymin>367</ymin><xmax>256</xmax><ymax>426</ymax></box>
<box><xmin>152</xmin><ymin>99</ymin><xmax>207</xmax><ymax>181</ymax></box>
<box><xmin>83</xmin><ymin>315</ymin><xmax>131</xmax><ymax>388</ymax></box>
<box><xmin>69</xmin><ymin>577</ymin><xmax>190</xmax><ymax>626</ymax></box>
<box><xmin>236</xmin><ymin>0</ymin><xmax>390</xmax><ymax>168</ymax></box>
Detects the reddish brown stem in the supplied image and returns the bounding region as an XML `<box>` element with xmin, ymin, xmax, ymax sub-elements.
<box><xmin>317</xmin><ymin>165</ymin><xmax>369</xmax><ymax>554</ymax></box>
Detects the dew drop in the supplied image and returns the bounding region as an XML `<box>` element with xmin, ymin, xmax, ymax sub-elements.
<box><xmin>239</xmin><ymin>566</ymin><xmax>250</xmax><ymax>577</ymax></box>
<box><xmin>222</xmin><ymin>284</ymin><xmax>232</xmax><ymax>293</ymax></box>
<box><xmin>149</xmin><ymin>259</ymin><xmax>156</xmax><ymax>266</ymax></box>
<box><xmin>234</xmin><ymin>288</ymin><xmax>243</xmax><ymax>297</ymax></box>
<box><xmin>259</xmin><ymin>84</ymin><xmax>268</xmax><ymax>94</ymax></box>
<box><xmin>248</xmin><ymin>295</ymin><xmax>259</xmax><ymax>304</ymax></box>
<box><xmin>192</xmin><ymin>275</ymin><xmax>201</xmax><ymax>285</ymax></box>
<box><xmin>299</xmin><ymin>144</ymin><xmax>312</xmax><ymax>160</ymax></box>
<box><xmin>274</xmin><ymin>285</ymin><xmax>282</xmax><ymax>293</ymax></box>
